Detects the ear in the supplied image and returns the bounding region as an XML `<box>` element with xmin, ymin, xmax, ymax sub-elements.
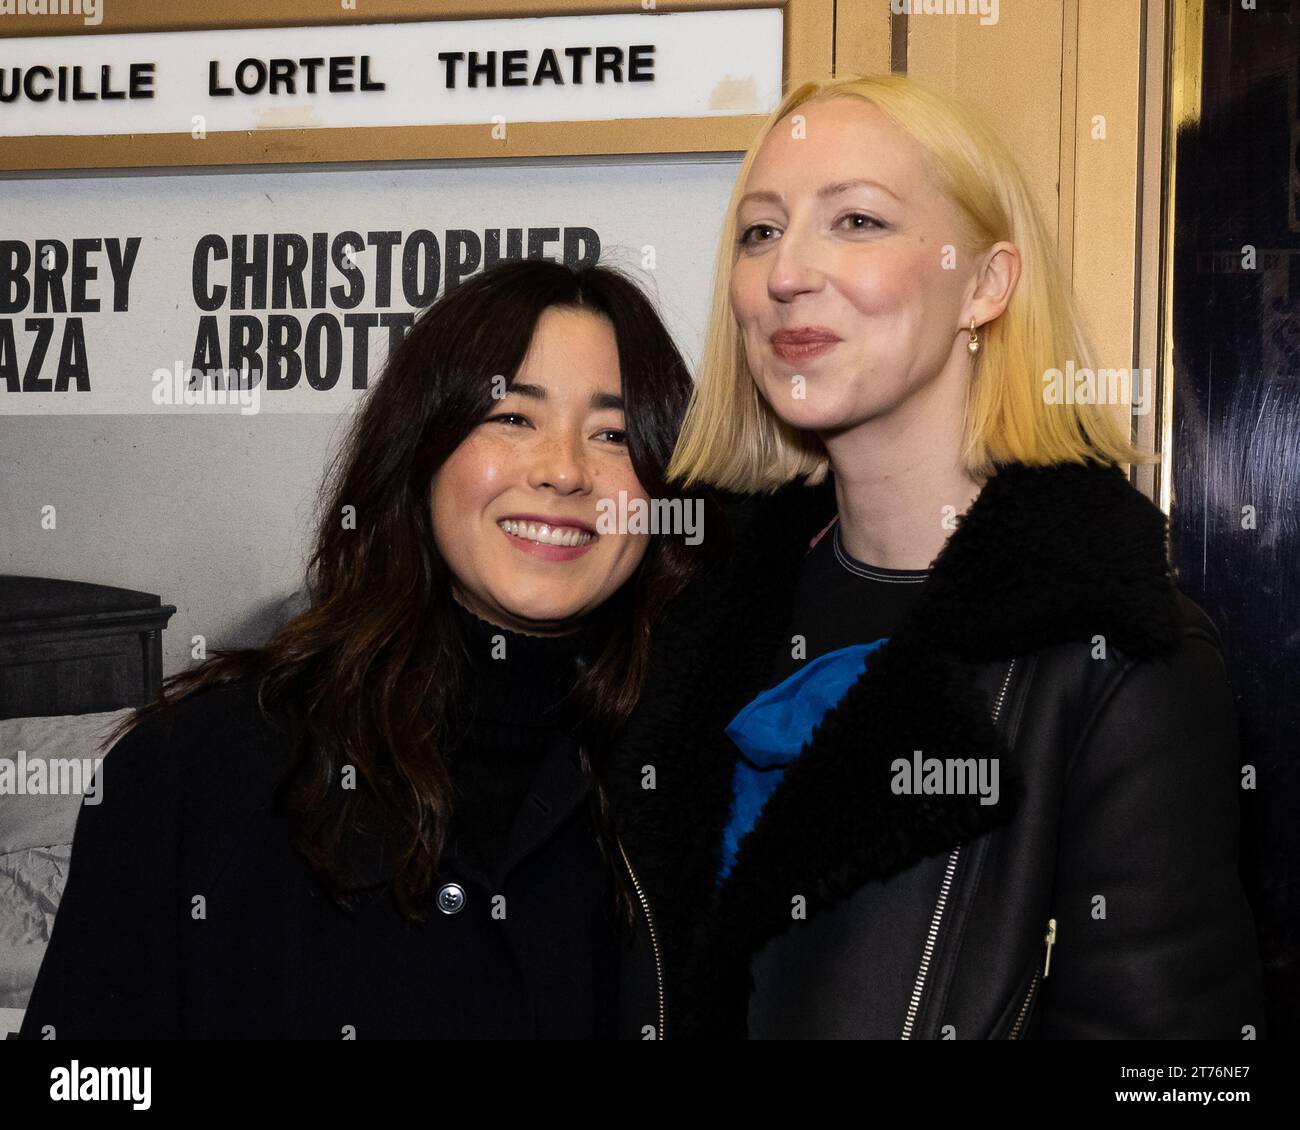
<box><xmin>965</xmin><ymin>241</ymin><xmax>1021</xmax><ymax>327</ymax></box>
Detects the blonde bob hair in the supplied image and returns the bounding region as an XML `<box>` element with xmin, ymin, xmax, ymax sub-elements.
<box><xmin>667</xmin><ymin>73</ymin><xmax>1154</xmax><ymax>493</ymax></box>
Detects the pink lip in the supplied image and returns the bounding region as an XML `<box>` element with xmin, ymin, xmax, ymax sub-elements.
<box><xmin>771</xmin><ymin>327</ymin><xmax>840</xmax><ymax>345</ymax></box>
<box><xmin>770</xmin><ymin>327</ymin><xmax>840</xmax><ymax>363</ymax></box>
<box><xmin>771</xmin><ymin>339</ymin><xmax>838</xmax><ymax>362</ymax></box>
<box><xmin>499</xmin><ymin>521</ymin><xmax>597</xmax><ymax>562</ymax></box>
<box><xmin>500</xmin><ymin>512</ymin><xmax>597</xmax><ymax>535</ymax></box>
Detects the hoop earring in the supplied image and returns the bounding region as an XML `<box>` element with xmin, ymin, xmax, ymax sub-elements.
<box><xmin>967</xmin><ymin>317</ymin><xmax>980</xmax><ymax>355</ymax></box>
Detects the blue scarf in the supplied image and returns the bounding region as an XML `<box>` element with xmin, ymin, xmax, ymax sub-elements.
<box><xmin>718</xmin><ymin>638</ymin><xmax>887</xmax><ymax>882</ymax></box>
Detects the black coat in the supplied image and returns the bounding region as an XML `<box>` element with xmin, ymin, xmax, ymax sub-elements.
<box><xmin>18</xmin><ymin>677</ymin><xmax>655</xmax><ymax>1040</ymax></box>
<box><xmin>606</xmin><ymin>460</ymin><xmax>1269</xmax><ymax>1038</ymax></box>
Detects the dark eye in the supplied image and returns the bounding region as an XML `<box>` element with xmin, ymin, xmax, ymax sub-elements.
<box><xmin>737</xmin><ymin>223</ymin><xmax>780</xmax><ymax>247</ymax></box>
<box><xmin>596</xmin><ymin>429</ymin><xmax>629</xmax><ymax>445</ymax></box>
<box><xmin>838</xmin><ymin>212</ymin><xmax>885</xmax><ymax>232</ymax></box>
<box><xmin>485</xmin><ymin>413</ymin><xmax>529</xmax><ymax>427</ymax></box>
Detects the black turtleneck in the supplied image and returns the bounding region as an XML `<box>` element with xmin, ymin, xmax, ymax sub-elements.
<box><xmin>444</xmin><ymin>597</ymin><xmax>605</xmax><ymax>882</ymax></box>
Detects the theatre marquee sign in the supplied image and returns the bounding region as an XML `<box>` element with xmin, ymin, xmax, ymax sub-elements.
<box><xmin>0</xmin><ymin>3</ymin><xmax>799</xmax><ymax>170</ymax></box>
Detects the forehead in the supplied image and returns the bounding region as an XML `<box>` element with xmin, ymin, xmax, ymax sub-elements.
<box><xmin>745</xmin><ymin>96</ymin><xmax>935</xmax><ymax>201</ymax></box>
<box><xmin>521</xmin><ymin>307</ymin><xmax>614</xmax><ymax>357</ymax></box>
<box><xmin>514</xmin><ymin>307</ymin><xmax>621</xmax><ymax>388</ymax></box>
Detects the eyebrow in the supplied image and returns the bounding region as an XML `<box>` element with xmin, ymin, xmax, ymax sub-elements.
<box><xmin>505</xmin><ymin>382</ymin><xmax>625</xmax><ymax>412</ymax></box>
<box><xmin>738</xmin><ymin>178</ymin><xmax>902</xmax><ymax>208</ymax></box>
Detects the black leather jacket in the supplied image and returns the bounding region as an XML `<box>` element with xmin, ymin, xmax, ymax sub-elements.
<box><xmin>607</xmin><ymin>460</ymin><xmax>1268</xmax><ymax>1039</ymax></box>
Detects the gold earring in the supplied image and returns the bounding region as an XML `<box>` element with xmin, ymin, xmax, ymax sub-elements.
<box><xmin>967</xmin><ymin>317</ymin><xmax>980</xmax><ymax>355</ymax></box>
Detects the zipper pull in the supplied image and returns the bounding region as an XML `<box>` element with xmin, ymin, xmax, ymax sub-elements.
<box><xmin>1043</xmin><ymin>918</ymin><xmax>1057</xmax><ymax>978</ymax></box>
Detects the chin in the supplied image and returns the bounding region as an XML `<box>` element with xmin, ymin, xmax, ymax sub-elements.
<box><xmin>765</xmin><ymin>398</ymin><xmax>859</xmax><ymax>434</ymax></box>
<box><xmin>756</xmin><ymin>374</ymin><xmax>856</xmax><ymax>430</ymax></box>
<box><xmin>495</xmin><ymin>593</ymin><xmax>589</xmax><ymax>629</ymax></box>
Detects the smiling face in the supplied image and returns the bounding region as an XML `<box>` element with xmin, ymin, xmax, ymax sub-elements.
<box><xmin>729</xmin><ymin>96</ymin><xmax>981</xmax><ymax>440</ymax></box>
<box><xmin>430</xmin><ymin>305</ymin><xmax>650</xmax><ymax>636</ymax></box>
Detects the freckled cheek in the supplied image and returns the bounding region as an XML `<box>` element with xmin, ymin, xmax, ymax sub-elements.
<box><xmin>611</xmin><ymin>461</ymin><xmax>648</xmax><ymax>498</ymax></box>
<box><xmin>603</xmin><ymin>528</ymin><xmax>651</xmax><ymax>576</ymax></box>
<box><xmin>590</xmin><ymin>466</ymin><xmax>649</xmax><ymax>560</ymax></box>
<box><xmin>443</xmin><ymin>438</ymin><xmax>514</xmax><ymax>508</ymax></box>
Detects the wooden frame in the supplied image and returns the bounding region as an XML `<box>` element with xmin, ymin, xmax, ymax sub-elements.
<box><xmin>0</xmin><ymin>0</ymin><xmax>834</xmax><ymax>171</ymax></box>
<box><xmin>1151</xmin><ymin>0</ymin><xmax>1201</xmax><ymax>515</ymax></box>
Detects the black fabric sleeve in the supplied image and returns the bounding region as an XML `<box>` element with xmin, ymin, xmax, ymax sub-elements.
<box><xmin>18</xmin><ymin>709</ymin><xmax>186</xmax><ymax>1040</ymax></box>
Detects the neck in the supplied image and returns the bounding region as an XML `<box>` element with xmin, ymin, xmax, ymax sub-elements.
<box><xmin>450</xmin><ymin>587</ymin><xmax>587</xmax><ymax>638</ymax></box>
<box><xmin>819</xmin><ymin>364</ymin><xmax>982</xmax><ymax>571</ymax></box>
<box><xmin>448</xmin><ymin>594</ymin><xmax>603</xmax><ymax>732</ymax></box>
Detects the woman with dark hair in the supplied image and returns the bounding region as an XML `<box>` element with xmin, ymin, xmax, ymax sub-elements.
<box><xmin>20</xmin><ymin>258</ymin><xmax>710</xmax><ymax>1040</ymax></box>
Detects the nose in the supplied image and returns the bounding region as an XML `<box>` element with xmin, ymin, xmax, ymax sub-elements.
<box><xmin>764</xmin><ymin>215</ymin><xmax>824</xmax><ymax>303</ymax></box>
<box><xmin>527</xmin><ymin>429</ymin><xmax>593</xmax><ymax>494</ymax></box>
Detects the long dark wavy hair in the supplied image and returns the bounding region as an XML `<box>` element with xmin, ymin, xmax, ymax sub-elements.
<box><xmin>108</xmin><ymin>258</ymin><xmax>722</xmax><ymax>924</ymax></box>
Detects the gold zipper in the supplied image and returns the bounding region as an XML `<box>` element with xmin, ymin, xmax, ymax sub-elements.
<box><xmin>616</xmin><ymin>834</ymin><xmax>666</xmax><ymax>1039</ymax></box>
<box><xmin>1007</xmin><ymin>917</ymin><xmax>1056</xmax><ymax>1039</ymax></box>
<box><xmin>900</xmin><ymin>657</ymin><xmax>1018</xmax><ymax>1039</ymax></box>
<box><xmin>1007</xmin><ymin>970</ymin><xmax>1040</xmax><ymax>1039</ymax></box>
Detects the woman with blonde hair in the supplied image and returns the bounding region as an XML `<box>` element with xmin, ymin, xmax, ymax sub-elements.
<box><xmin>605</xmin><ymin>73</ymin><xmax>1267</xmax><ymax>1038</ymax></box>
